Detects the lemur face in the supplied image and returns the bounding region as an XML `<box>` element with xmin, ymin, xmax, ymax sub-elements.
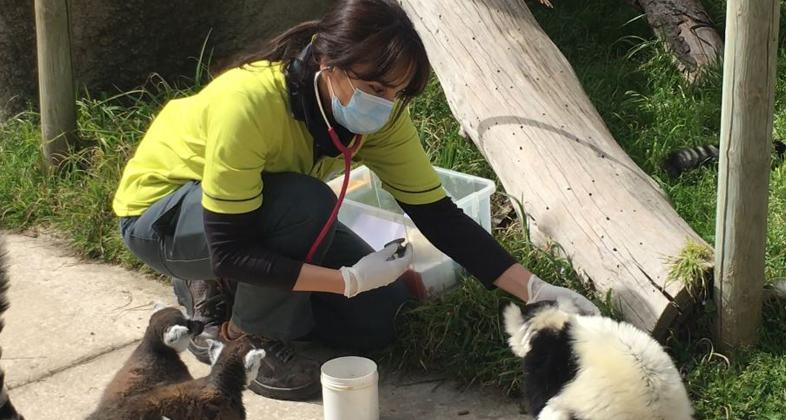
<box><xmin>150</xmin><ymin>306</ymin><xmax>205</xmax><ymax>352</ymax></box>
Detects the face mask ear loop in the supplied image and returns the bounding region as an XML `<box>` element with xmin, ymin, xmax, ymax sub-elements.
<box><xmin>343</xmin><ymin>69</ymin><xmax>360</xmax><ymax>93</ymax></box>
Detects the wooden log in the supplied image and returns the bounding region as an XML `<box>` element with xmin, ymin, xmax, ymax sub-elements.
<box><xmin>34</xmin><ymin>0</ymin><xmax>77</xmax><ymax>168</ymax></box>
<box><xmin>714</xmin><ymin>0</ymin><xmax>779</xmax><ymax>349</ymax></box>
<box><xmin>398</xmin><ymin>0</ymin><xmax>709</xmax><ymax>337</ymax></box>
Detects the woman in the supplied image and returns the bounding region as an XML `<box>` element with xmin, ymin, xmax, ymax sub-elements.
<box><xmin>113</xmin><ymin>0</ymin><xmax>599</xmax><ymax>402</ymax></box>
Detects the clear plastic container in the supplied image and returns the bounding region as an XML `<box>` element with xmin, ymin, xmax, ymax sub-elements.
<box><xmin>327</xmin><ymin>165</ymin><xmax>496</xmax><ymax>296</ymax></box>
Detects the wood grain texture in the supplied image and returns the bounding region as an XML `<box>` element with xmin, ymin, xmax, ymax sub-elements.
<box><xmin>714</xmin><ymin>0</ymin><xmax>779</xmax><ymax>348</ymax></box>
<box><xmin>34</xmin><ymin>0</ymin><xmax>77</xmax><ymax>167</ymax></box>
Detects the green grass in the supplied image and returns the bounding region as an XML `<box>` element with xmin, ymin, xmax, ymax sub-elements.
<box><xmin>385</xmin><ymin>220</ymin><xmax>605</xmax><ymax>393</ymax></box>
<box><xmin>666</xmin><ymin>241</ymin><xmax>714</xmax><ymax>300</ymax></box>
<box><xmin>3</xmin><ymin>0</ymin><xmax>786</xmax><ymax>418</ymax></box>
<box><xmin>0</xmin><ymin>75</ymin><xmax>195</xmax><ymax>271</ymax></box>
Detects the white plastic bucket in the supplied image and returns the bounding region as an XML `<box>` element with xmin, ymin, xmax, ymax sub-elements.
<box><xmin>321</xmin><ymin>356</ymin><xmax>379</xmax><ymax>420</ymax></box>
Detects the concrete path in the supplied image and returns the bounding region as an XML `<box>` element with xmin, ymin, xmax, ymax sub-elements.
<box><xmin>2</xmin><ymin>232</ymin><xmax>527</xmax><ymax>419</ymax></box>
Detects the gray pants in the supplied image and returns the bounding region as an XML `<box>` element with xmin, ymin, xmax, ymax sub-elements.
<box><xmin>119</xmin><ymin>172</ymin><xmax>409</xmax><ymax>350</ymax></box>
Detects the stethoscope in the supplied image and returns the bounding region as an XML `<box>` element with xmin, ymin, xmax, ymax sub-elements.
<box><xmin>303</xmin><ymin>68</ymin><xmax>362</xmax><ymax>263</ymax></box>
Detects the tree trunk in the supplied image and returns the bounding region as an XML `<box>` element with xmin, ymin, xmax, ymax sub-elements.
<box><xmin>0</xmin><ymin>0</ymin><xmax>332</xmax><ymax>119</ymax></box>
<box><xmin>630</xmin><ymin>0</ymin><xmax>724</xmax><ymax>80</ymax></box>
<box><xmin>399</xmin><ymin>0</ymin><xmax>709</xmax><ymax>337</ymax></box>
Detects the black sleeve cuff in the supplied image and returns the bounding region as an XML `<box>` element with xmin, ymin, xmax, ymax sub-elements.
<box><xmin>203</xmin><ymin>207</ymin><xmax>303</xmax><ymax>289</ymax></box>
<box><xmin>398</xmin><ymin>197</ymin><xmax>516</xmax><ymax>289</ymax></box>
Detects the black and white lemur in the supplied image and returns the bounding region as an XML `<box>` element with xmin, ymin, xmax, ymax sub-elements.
<box><xmin>662</xmin><ymin>139</ymin><xmax>786</xmax><ymax>177</ymax></box>
<box><xmin>503</xmin><ymin>299</ymin><xmax>693</xmax><ymax>420</ymax></box>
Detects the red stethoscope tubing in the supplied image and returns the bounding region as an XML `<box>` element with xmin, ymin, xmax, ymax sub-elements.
<box><xmin>303</xmin><ymin>128</ymin><xmax>361</xmax><ymax>263</ymax></box>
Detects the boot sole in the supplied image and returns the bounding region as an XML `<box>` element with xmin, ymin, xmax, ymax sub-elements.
<box><xmin>247</xmin><ymin>378</ymin><xmax>322</xmax><ymax>401</ymax></box>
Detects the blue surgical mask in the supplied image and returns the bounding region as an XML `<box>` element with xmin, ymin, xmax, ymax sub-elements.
<box><xmin>327</xmin><ymin>70</ymin><xmax>395</xmax><ymax>134</ymax></box>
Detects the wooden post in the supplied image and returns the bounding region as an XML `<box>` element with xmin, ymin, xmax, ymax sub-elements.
<box><xmin>714</xmin><ymin>0</ymin><xmax>780</xmax><ymax>349</ymax></box>
<box><xmin>34</xmin><ymin>0</ymin><xmax>77</xmax><ymax>169</ymax></box>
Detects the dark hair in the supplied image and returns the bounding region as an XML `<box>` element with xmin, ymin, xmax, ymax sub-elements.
<box><xmin>229</xmin><ymin>0</ymin><xmax>430</xmax><ymax>107</ymax></box>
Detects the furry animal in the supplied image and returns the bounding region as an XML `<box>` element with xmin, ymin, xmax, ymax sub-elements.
<box><xmin>87</xmin><ymin>305</ymin><xmax>204</xmax><ymax>418</ymax></box>
<box><xmin>0</xmin><ymin>237</ymin><xmax>25</xmax><ymax>420</ymax></box>
<box><xmin>662</xmin><ymin>139</ymin><xmax>786</xmax><ymax>177</ymax></box>
<box><xmin>89</xmin><ymin>335</ymin><xmax>265</xmax><ymax>420</ymax></box>
<box><xmin>503</xmin><ymin>300</ymin><xmax>693</xmax><ymax>420</ymax></box>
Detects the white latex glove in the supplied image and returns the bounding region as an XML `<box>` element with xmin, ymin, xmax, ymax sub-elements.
<box><xmin>339</xmin><ymin>240</ymin><xmax>413</xmax><ymax>298</ymax></box>
<box><xmin>527</xmin><ymin>274</ymin><xmax>601</xmax><ymax>316</ymax></box>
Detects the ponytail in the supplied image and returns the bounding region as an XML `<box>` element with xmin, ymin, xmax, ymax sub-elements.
<box><xmin>221</xmin><ymin>20</ymin><xmax>319</xmax><ymax>72</ymax></box>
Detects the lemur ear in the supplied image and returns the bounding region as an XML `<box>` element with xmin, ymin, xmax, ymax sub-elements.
<box><xmin>207</xmin><ymin>339</ymin><xmax>225</xmax><ymax>365</ymax></box>
<box><xmin>244</xmin><ymin>349</ymin><xmax>266</xmax><ymax>386</ymax></box>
